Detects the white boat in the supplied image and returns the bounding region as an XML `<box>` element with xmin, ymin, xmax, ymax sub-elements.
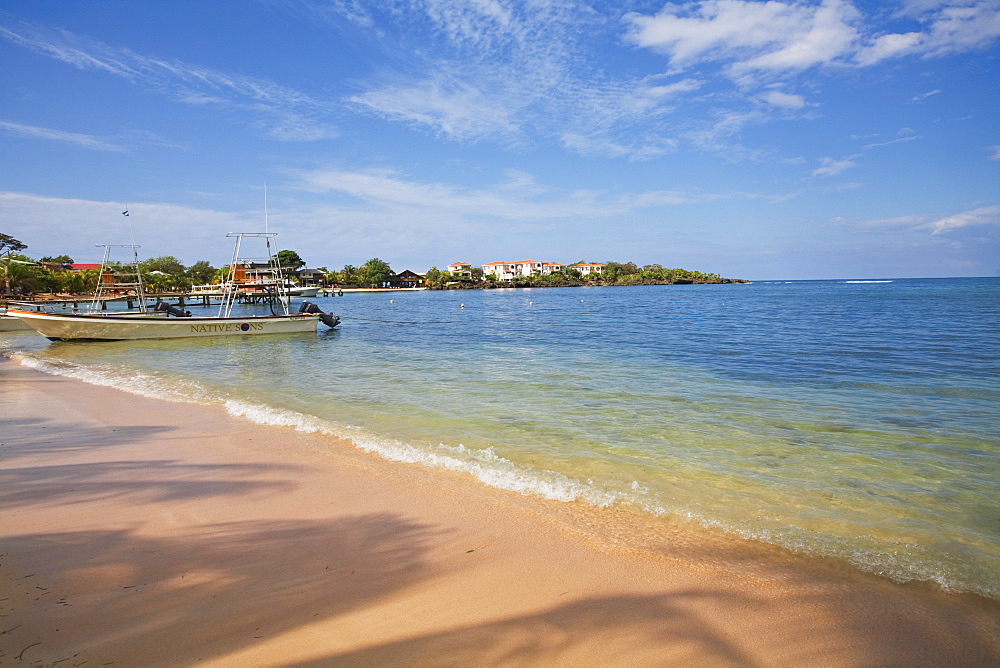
<box><xmin>8</xmin><ymin>233</ymin><xmax>339</xmax><ymax>341</ymax></box>
<box><xmin>8</xmin><ymin>309</ymin><xmax>326</xmax><ymax>340</ymax></box>
<box><xmin>288</xmin><ymin>285</ymin><xmax>320</xmax><ymax>298</ymax></box>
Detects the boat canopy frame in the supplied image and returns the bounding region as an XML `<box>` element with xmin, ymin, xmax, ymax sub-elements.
<box><xmin>90</xmin><ymin>244</ymin><xmax>147</xmax><ymax>313</ymax></box>
<box><xmin>221</xmin><ymin>232</ymin><xmax>291</xmax><ymax>318</ymax></box>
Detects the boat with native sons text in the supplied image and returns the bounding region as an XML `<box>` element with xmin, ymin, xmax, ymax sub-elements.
<box><xmin>9</xmin><ymin>233</ymin><xmax>339</xmax><ymax>341</ymax></box>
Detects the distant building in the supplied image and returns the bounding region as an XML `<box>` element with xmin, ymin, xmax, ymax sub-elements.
<box><xmin>69</xmin><ymin>263</ymin><xmax>102</xmax><ymax>272</ymax></box>
<box><xmin>297</xmin><ymin>268</ymin><xmax>327</xmax><ymax>286</ymax></box>
<box><xmin>482</xmin><ymin>260</ymin><xmax>567</xmax><ymax>281</ymax></box>
<box><xmin>569</xmin><ymin>262</ymin><xmax>606</xmax><ymax>276</ymax></box>
<box><xmin>394</xmin><ymin>270</ymin><xmax>425</xmax><ymax>288</ymax></box>
<box><xmin>448</xmin><ymin>262</ymin><xmax>473</xmax><ymax>278</ymax></box>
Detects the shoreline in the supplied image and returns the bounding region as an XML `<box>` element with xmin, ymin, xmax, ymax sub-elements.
<box><xmin>2</xmin><ymin>359</ymin><xmax>998</xmax><ymax>665</ymax></box>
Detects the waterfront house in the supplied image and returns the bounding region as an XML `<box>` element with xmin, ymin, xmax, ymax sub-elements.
<box><xmin>570</xmin><ymin>262</ymin><xmax>606</xmax><ymax>276</ymax></box>
<box><xmin>394</xmin><ymin>270</ymin><xmax>425</xmax><ymax>288</ymax></box>
<box><xmin>297</xmin><ymin>268</ymin><xmax>327</xmax><ymax>287</ymax></box>
<box><xmin>448</xmin><ymin>262</ymin><xmax>473</xmax><ymax>278</ymax></box>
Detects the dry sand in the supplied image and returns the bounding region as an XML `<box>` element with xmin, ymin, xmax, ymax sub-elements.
<box><xmin>1</xmin><ymin>359</ymin><xmax>998</xmax><ymax>666</ymax></box>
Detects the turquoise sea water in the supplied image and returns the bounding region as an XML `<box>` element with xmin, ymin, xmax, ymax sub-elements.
<box><xmin>4</xmin><ymin>278</ymin><xmax>998</xmax><ymax>599</ymax></box>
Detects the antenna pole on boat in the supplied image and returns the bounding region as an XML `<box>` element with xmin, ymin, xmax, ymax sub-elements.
<box><xmin>264</xmin><ymin>183</ymin><xmax>268</xmax><ymax>234</ymax></box>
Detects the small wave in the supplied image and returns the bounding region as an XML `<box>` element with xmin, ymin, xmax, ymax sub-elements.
<box><xmin>7</xmin><ymin>349</ymin><xmax>214</xmax><ymax>404</ymax></box>
<box><xmin>224</xmin><ymin>398</ymin><xmax>621</xmax><ymax>506</ymax></box>
<box><xmin>843</xmin><ymin>280</ymin><xmax>893</xmax><ymax>284</ymax></box>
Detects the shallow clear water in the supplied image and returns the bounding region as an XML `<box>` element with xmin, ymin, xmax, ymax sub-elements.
<box><xmin>5</xmin><ymin>278</ymin><xmax>999</xmax><ymax>598</ymax></box>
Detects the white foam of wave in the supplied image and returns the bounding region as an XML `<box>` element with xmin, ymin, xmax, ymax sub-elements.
<box><xmin>6</xmin><ymin>349</ymin><xmax>214</xmax><ymax>405</ymax></box>
<box><xmin>224</xmin><ymin>399</ymin><xmax>622</xmax><ymax>506</ymax></box>
<box><xmin>843</xmin><ymin>280</ymin><xmax>893</xmax><ymax>283</ymax></box>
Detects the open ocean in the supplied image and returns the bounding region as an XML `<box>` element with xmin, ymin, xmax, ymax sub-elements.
<box><xmin>4</xmin><ymin>277</ymin><xmax>998</xmax><ymax>599</ymax></box>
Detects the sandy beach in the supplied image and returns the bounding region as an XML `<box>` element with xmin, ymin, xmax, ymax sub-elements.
<box><xmin>1</xmin><ymin>359</ymin><xmax>998</xmax><ymax>666</ymax></box>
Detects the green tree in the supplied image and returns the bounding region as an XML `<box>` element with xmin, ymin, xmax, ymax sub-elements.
<box><xmin>276</xmin><ymin>249</ymin><xmax>306</xmax><ymax>270</ymax></box>
<box><xmin>0</xmin><ymin>233</ymin><xmax>27</xmax><ymax>257</ymax></box>
<box><xmin>359</xmin><ymin>258</ymin><xmax>394</xmax><ymax>287</ymax></box>
<box><xmin>40</xmin><ymin>254</ymin><xmax>74</xmax><ymax>268</ymax></box>
<box><xmin>59</xmin><ymin>270</ymin><xmax>88</xmax><ymax>294</ymax></box>
<box><xmin>186</xmin><ymin>260</ymin><xmax>216</xmax><ymax>284</ymax></box>
<box><xmin>424</xmin><ymin>266</ymin><xmax>443</xmax><ymax>287</ymax></box>
<box><xmin>1</xmin><ymin>254</ymin><xmax>42</xmax><ymax>294</ymax></box>
<box><xmin>139</xmin><ymin>256</ymin><xmax>186</xmax><ymax>275</ymax></box>
<box><xmin>213</xmin><ymin>265</ymin><xmax>231</xmax><ymax>283</ymax></box>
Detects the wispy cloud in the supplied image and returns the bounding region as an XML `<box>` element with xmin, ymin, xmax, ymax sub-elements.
<box><xmin>909</xmin><ymin>88</ymin><xmax>942</xmax><ymax>103</ymax></box>
<box><xmin>813</xmin><ymin>155</ymin><xmax>858</xmax><ymax>177</ymax></box>
<box><xmin>326</xmin><ymin>2</ymin><xmax>717</xmax><ymax>160</ymax></box>
<box><xmin>921</xmin><ymin>205</ymin><xmax>1000</xmax><ymax>235</ymax></box>
<box><xmin>0</xmin><ymin>120</ymin><xmax>126</xmax><ymax>152</ymax></box>
<box><xmin>0</xmin><ymin>20</ymin><xmax>337</xmax><ymax>142</ymax></box>
<box><xmin>856</xmin><ymin>205</ymin><xmax>1000</xmax><ymax>235</ymax></box>
<box><xmin>288</xmin><ymin>167</ymin><xmax>717</xmax><ymax>221</ymax></box>
<box><xmin>762</xmin><ymin>90</ymin><xmax>807</xmax><ymax>109</ymax></box>
<box><xmin>988</xmin><ymin>145</ymin><xmax>1000</xmax><ymax>160</ymax></box>
<box><xmin>863</xmin><ymin>128</ymin><xmax>920</xmax><ymax>149</ymax></box>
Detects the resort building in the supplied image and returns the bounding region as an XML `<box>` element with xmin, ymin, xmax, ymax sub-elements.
<box><xmin>482</xmin><ymin>260</ymin><xmax>568</xmax><ymax>281</ymax></box>
<box><xmin>570</xmin><ymin>262</ymin><xmax>606</xmax><ymax>276</ymax></box>
<box><xmin>448</xmin><ymin>262</ymin><xmax>473</xmax><ymax>277</ymax></box>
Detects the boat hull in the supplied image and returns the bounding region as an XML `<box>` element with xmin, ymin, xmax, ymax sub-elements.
<box><xmin>0</xmin><ymin>314</ymin><xmax>33</xmax><ymax>331</ymax></box>
<box><xmin>7</xmin><ymin>310</ymin><xmax>321</xmax><ymax>341</ymax></box>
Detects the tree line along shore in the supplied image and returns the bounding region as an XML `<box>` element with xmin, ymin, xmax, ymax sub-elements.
<box><xmin>1</xmin><ymin>233</ymin><xmax>746</xmax><ymax>299</ymax></box>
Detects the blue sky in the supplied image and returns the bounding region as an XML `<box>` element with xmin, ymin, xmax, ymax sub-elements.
<box><xmin>1</xmin><ymin>0</ymin><xmax>998</xmax><ymax>279</ymax></box>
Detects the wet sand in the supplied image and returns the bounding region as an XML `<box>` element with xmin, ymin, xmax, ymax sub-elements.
<box><xmin>1</xmin><ymin>359</ymin><xmax>998</xmax><ymax>666</ymax></box>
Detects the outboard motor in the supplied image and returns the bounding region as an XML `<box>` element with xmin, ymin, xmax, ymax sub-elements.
<box><xmin>154</xmin><ymin>300</ymin><xmax>192</xmax><ymax>317</ymax></box>
<box><xmin>299</xmin><ymin>301</ymin><xmax>340</xmax><ymax>328</ymax></box>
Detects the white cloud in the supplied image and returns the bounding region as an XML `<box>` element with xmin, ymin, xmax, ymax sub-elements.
<box><xmin>921</xmin><ymin>205</ymin><xmax>1000</xmax><ymax>234</ymax></box>
<box><xmin>855</xmin><ymin>31</ymin><xmax>924</xmax><ymax>65</ymax></box>
<box><xmin>0</xmin><ymin>121</ymin><xmax>126</xmax><ymax>152</ymax></box>
<box><xmin>330</xmin><ymin>2</ymin><xmax>705</xmax><ymax>159</ymax></box>
<box><xmin>288</xmin><ymin>167</ymin><xmax>713</xmax><ymax>221</ymax></box>
<box><xmin>626</xmin><ymin>0</ymin><xmax>1000</xmax><ymax>76</ymax></box>
<box><xmin>0</xmin><ymin>21</ymin><xmax>337</xmax><ymax>142</ymax></box>
<box><xmin>862</xmin><ymin>134</ymin><xmax>919</xmax><ymax>149</ymax></box>
<box><xmin>813</xmin><ymin>155</ymin><xmax>858</xmax><ymax>176</ymax></box>
<box><xmin>908</xmin><ymin>88</ymin><xmax>942</xmax><ymax>103</ymax></box>
<box><xmin>348</xmin><ymin>75</ymin><xmax>522</xmax><ymax>143</ymax></box>
<box><xmin>856</xmin><ymin>0</ymin><xmax>1000</xmax><ymax>64</ymax></box>
<box><xmin>0</xmin><ymin>192</ymin><xmax>242</xmax><ymax>262</ymax></box>
<box><xmin>987</xmin><ymin>145</ymin><xmax>1000</xmax><ymax>160</ymax></box>
<box><xmin>625</xmin><ymin>0</ymin><xmax>861</xmax><ymax>79</ymax></box>
<box><xmin>762</xmin><ymin>90</ymin><xmax>807</xmax><ymax>109</ymax></box>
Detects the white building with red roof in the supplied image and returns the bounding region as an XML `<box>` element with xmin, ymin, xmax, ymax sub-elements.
<box><xmin>569</xmin><ymin>262</ymin><xmax>606</xmax><ymax>276</ymax></box>
<box><xmin>482</xmin><ymin>260</ymin><xmax>568</xmax><ymax>281</ymax></box>
<box><xmin>447</xmin><ymin>262</ymin><xmax>473</xmax><ymax>277</ymax></box>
